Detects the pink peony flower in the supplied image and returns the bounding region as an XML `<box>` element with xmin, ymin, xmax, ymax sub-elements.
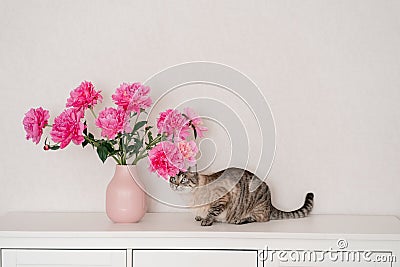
<box><xmin>178</xmin><ymin>140</ymin><xmax>199</xmax><ymax>166</ymax></box>
<box><xmin>156</xmin><ymin>109</ymin><xmax>190</xmax><ymax>141</ymax></box>
<box><xmin>66</xmin><ymin>81</ymin><xmax>102</xmax><ymax>111</ymax></box>
<box><xmin>23</xmin><ymin>107</ymin><xmax>50</xmax><ymax>144</ymax></box>
<box><xmin>148</xmin><ymin>141</ymin><xmax>185</xmax><ymax>180</ymax></box>
<box><xmin>50</xmin><ymin>109</ymin><xmax>85</xmax><ymax>149</ymax></box>
<box><xmin>112</xmin><ymin>82</ymin><xmax>152</xmax><ymax>113</ymax></box>
<box><xmin>184</xmin><ymin>107</ymin><xmax>208</xmax><ymax>138</ymax></box>
<box><xmin>95</xmin><ymin>107</ymin><xmax>127</xmax><ymax>139</ymax></box>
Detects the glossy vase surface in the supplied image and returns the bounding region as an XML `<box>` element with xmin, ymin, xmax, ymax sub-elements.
<box><xmin>106</xmin><ymin>165</ymin><xmax>147</xmax><ymax>223</ymax></box>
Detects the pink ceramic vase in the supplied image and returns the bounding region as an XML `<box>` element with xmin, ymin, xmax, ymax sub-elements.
<box><xmin>106</xmin><ymin>165</ymin><xmax>147</xmax><ymax>223</ymax></box>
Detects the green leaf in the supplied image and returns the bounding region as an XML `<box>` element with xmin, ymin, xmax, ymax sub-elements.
<box><xmin>135</xmin><ymin>139</ymin><xmax>143</xmax><ymax>149</ymax></box>
<box><xmin>147</xmin><ymin>131</ymin><xmax>153</xmax><ymax>143</ymax></box>
<box><xmin>82</xmin><ymin>139</ymin><xmax>89</xmax><ymax>148</ymax></box>
<box><xmin>103</xmin><ymin>142</ymin><xmax>114</xmax><ymax>153</ymax></box>
<box><xmin>96</xmin><ymin>145</ymin><xmax>108</xmax><ymax>163</ymax></box>
<box><xmin>193</xmin><ymin>126</ymin><xmax>198</xmax><ymax>139</ymax></box>
<box><xmin>109</xmin><ymin>150</ymin><xmax>120</xmax><ymax>156</ymax></box>
<box><xmin>133</xmin><ymin>121</ymin><xmax>147</xmax><ymax>133</ymax></box>
<box><xmin>126</xmin><ymin>138</ymin><xmax>142</xmax><ymax>154</ymax></box>
<box><xmin>50</xmin><ymin>145</ymin><xmax>60</xmax><ymax>150</ymax></box>
<box><xmin>133</xmin><ymin>137</ymin><xmax>142</xmax><ymax>143</ymax></box>
<box><xmin>126</xmin><ymin>145</ymin><xmax>135</xmax><ymax>151</ymax></box>
<box><xmin>88</xmin><ymin>133</ymin><xmax>94</xmax><ymax>140</ymax></box>
<box><xmin>83</xmin><ymin>121</ymin><xmax>88</xmax><ymax>135</ymax></box>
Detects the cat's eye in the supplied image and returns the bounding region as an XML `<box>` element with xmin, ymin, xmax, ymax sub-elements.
<box><xmin>181</xmin><ymin>177</ymin><xmax>188</xmax><ymax>183</ymax></box>
<box><xmin>170</xmin><ymin>177</ymin><xmax>176</xmax><ymax>183</ymax></box>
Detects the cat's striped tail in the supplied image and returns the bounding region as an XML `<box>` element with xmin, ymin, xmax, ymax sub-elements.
<box><xmin>270</xmin><ymin>192</ymin><xmax>314</xmax><ymax>220</ymax></box>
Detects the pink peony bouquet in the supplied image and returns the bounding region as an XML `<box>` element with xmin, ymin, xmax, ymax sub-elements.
<box><xmin>148</xmin><ymin>108</ymin><xmax>207</xmax><ymax>180</ymax></box>
<box><xmin>23</xmin><ymin>81</ymin><xmax>207</xmax><ymax>179</ymax></box>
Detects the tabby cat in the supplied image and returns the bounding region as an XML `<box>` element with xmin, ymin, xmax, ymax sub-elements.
<box><xmin>169</xmin><ymin>167</ymin><xmax>314</xmax><ymax>226</ymax></box>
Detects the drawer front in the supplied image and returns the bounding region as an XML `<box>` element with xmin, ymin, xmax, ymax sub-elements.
<box><xmin>2</xmin><ymin>249</ymin><xmax>126</xmax><ymax>267</ymax></box>
<box><xmin>132</xmin><ymin>250</ymin><xmax>257</xmax><ymax>267</ymax></box>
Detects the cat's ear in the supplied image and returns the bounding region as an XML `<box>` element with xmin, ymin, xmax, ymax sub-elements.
<box><xmin>187</xmin><ymin>166</ymin><xmax>192</xmax><ymax>173</ymax></box>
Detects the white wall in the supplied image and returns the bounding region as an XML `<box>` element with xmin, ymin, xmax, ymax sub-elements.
<box><xmin>1</xmin><ymin>0</ymin><xmax>399</xmax><ymax>217</ymax></box>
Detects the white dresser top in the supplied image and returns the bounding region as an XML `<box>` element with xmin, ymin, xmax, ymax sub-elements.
<box><xmin>0</xmin><ymin>212</ymin><xmax>399</xmax><ymax>240</ymax></box>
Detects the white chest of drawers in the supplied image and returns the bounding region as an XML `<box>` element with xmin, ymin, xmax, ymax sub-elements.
<box><xmin>0</xmin><ymin>212</ymin><xmax>399</xmax><ymax>267</ymax></box>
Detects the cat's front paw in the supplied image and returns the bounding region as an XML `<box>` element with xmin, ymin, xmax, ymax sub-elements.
<box><xmin>233</xmin><ymin>217</ymin><xmax>256</xmax><ymax>225</ymax></box>
<box><xmin>195</xmin><ymin>216</ymin><xmax>202</xmax><ymax>221</ymax></box>
<box><xmin>233</xmin><ymin>219</ymin><xmax>243</xmax><ymax>225</ymax></box>
<box><xmin>201</xmin><ymin>218</ymin><xmax>213</xmax><ymax>226</ymax></box>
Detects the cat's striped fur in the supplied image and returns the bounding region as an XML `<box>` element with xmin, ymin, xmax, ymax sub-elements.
<box><xmin>170</xmin><ymin>167</ymin><xmax>314</xmax><ymax>226</ymax></box>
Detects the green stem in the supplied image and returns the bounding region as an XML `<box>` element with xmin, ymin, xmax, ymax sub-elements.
<box><xmin>133</xmin><ymin>111</ymin><xmax>140</xmax><ymax>131</ymax></box>
<box><xmin>84</xmin><ymin>136</ymin><xmax>102</xmax><ymax>147</ymax></box>
<box><xmin>111</xmin><ymin>155</ymin><xmax>121</xmax><ymax>165</ymax></box>
<box><xmin>131</xmin><ymin>134</ymin><xmax>163</xmax><ymax>165</ymax></box>
<box><xmin>84</xmin><ymin>135</ymin><xmax>123</xmax><ymax>165</ymax></box>
<box><xmin>119</xmin><ymin>136</ymin><xmax>126</xmax><ymax>165</ymax></box>
<box><xmin>146</xmin><ymin>135</ymin><xmax>163</xmax><ymax>149</ymax></box>
<box><xmin>132</xmin><ymin>149</ymin><xmax>147</xmax><ymax>165</ymax></box>
<box><xmin>89</xmin><ymin>107</ymin><xmax>97</xmax><ymax>119</ymax></box>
